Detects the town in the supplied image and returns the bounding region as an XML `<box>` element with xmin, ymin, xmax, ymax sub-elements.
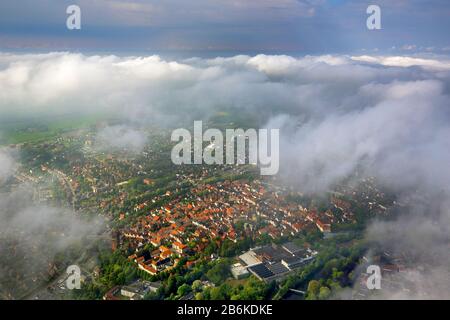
<box><xmin>1</xmin><ymin>122</ymin><xmax>403</xmax><ymax>301</ymax></box>
<box><xmin>119</xmin><ymin>177</ymin><xmax>357</xmax><ymax>278</ymax></box>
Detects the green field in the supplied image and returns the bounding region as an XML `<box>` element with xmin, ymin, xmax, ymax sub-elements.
<box><xmin>0</xmin><ymin>113</ymin><xmax>115</xmax><ymax>145</ymax></box>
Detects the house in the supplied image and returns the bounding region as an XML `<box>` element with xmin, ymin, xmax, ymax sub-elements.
<box><xmin>103</xmin><ymin>286</ymin><xmax>121</xmax><ymax>300</ymax></box>
<box><xmin>138</xmin><ymin>261</ymin><xmax>158</xmax><ymax>275</ymax></box>
<box><xmin>159</xmin><ymin>245</ymin><xmax>170</xmax><ymax>252</ymax></box>
<box><xmin>160</xmin><ymin>249</ymin><xmax>173</xmax><ymax>259</ymax></box>
<box><xmin>282</xmin><ymin>242</ymin><xmax>304</xmax><ymax>256</ymax></box>
<box><xmin>316</xmin><ymin>220</ymin><xmax>331</xmax><ymax>233</ymax></box>
<box><xmin>172</xmin><ymin>241</ymin><xmax>189</xmax><ymax>255</ymax></box>
<box><xmin>143</xmin><ymin>178</ymin><xmax>154</xmax><ymax>185</ymax></box>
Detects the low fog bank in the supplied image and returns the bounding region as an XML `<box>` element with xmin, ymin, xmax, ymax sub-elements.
<box><xmin>0</xmin><ymin>149</ymin><xmax>104</xmax><ymax>299</ymax></box>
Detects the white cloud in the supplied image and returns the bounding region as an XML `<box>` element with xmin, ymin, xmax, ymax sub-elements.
<box><xmin>95</xmin><ymin>125</ymin><xmax>147</xmax><ymax>153</ymax></box>
<box><xmin>0</xmin><ymin>148</ymin><xmax>16</xmax><ymax>184</ymax></box>
<box><xmin>0</xmin><ymin>51</ymin><xmax>448</xmax><ymax>188</ymax></box>
<box><xmin>351</xmin><ymin>55</ymin><xmax>450</xmax><ymax>70</ymax></box>
<box><xmin>0</xmin><ymin>147</ymin><xmax>104</xmax><ymax>299</ymax></box>
<box><xmin>1</xmin><ymin>53</ymin><xmax>450</xmax><ymax>190</ymax></box>
<box><xmin>0</xmin><ymin>185</ymin><xmax>104</xmax><ymax>298</ymax></box>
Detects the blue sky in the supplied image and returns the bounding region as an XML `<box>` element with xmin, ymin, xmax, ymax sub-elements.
<box><xmin>0</xmin><ymin>0</ymin><xmax>450</xmax><ymax>55</ymax></box>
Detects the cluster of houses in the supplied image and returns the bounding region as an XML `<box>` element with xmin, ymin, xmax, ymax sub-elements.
<box><xmin>127</xmin><ymin>242</ymin><xmax>190</xmax><ymax>276</ymax></box>
<box><xmin>119</xmin><ymin>179</ymin><xmax>358</xmax><ymax>276</ymax></box>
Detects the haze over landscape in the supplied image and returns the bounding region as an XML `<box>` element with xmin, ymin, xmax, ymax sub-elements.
<box><xmin>0</xmin><ymin>0</ymin><xmax>449</xmax><ymax>301</ymax></box>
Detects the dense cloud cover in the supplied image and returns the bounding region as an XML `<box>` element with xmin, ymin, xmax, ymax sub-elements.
<box><xmin>0</xmin><ymin>149</ymin><xmax>104</xmax><ymax>299</ymax></box>
<box><xmin>1</xmin><ymin>52</ymin><xmax>449</xmax><ymax>299</ymax></box>
<box><xmin>1</xmin><ymin>52</ymin><xmax>450</xmax><ymax>194</ymax></box>
<box><xmin>364</xmin><ymin>204</ymin><xmax>450</xmax><ymax>299</ymax></box>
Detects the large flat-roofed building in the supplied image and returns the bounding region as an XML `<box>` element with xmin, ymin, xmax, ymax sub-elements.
<box><xmin>253</xmin><ymin>243</ymin><xmax>296</xmax><ymax>263</ymax></box>
<box><xmin>248</xmin><ymin>264</ymin><xmax>275</xmax><ymax>280</ymax></box>
<box><xmin>241</xmin><ymin>242</ymin><xmax>318</xmax><ymax>282</ymax></box>
<box><xmin>239</xmin><ymin>250</ymin><xmax>262</xmax><ymax>266</ymax></box>
<box><xmin>281</xmin><ymin>255</ymin><xmax>315</xmax><ymax>270</ymax></box>
<box><xmin>267</xmin><ymin>262</ymin><xmax>290</xmax><ymax>275</ymax></box>
<box><xmin>282</xmin><ymin>242</ymin><xmax>304</xmax><ymax>255</ymax></box>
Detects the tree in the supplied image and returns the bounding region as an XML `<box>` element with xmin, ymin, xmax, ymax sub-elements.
<box><xmin>192</xmin><ymin>280</ymin><xmax>203</xmax><ymax>293</ymax></box>
<box><xmin>307</xmin><ymin>280</ymin><xmax>320</xmax><ymax>296</ymax></box>
<box><xmin>205</xmin><ymin>241</ymin><xmax>218</xmax><ymax>256</ymax></box>
<box><xmin>166</xmin><ymin>275</ymin><xmax>177</xmax><ymax>295</ymax></box>
<box><xmin>206</xmin><ymin>261</ymin><xmax>231</xmax><ymax>285</ymax></box>
<box><xmin>332</xmin><ymin>267</ymin><xmax>344</xmax><ymax>281</ymax></box>
<box><xmin>232</xmin><ymin>276</ymin><xmax>269</xmax><ymax>300</ymax></box>
<box><xmin>318</xmin><ymin>286</ymin><xmax>331</xmax><ymax>300</ymax></box>
<box><xmin>209</xmin><ymin>284</ymin><xmax>230</xmax><ymax>300</ymax></box>
<box><xmin>195</xmin><ymin>292</ymin><xmax>204</xmax><ymax>300</ymax></box>
<box><xmin>177</xmin><ymin>284</ymin><xmax>192</xmax><ymax>297</ymax></box>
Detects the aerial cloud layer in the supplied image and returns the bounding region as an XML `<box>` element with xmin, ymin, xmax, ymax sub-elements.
<box><xmin>1</xmin><ymin>52</ymin><xmax>449</xmax><ymax>194</ymax></box>
<box><xmin>1</xmin><ymin>52</ymin><xmax>450</xmax><ymax>298</ymax></box>
<box><xmin>1</xmin><ymin>51</ymin><xmax>450</xmax><ymax>193</ymax></box>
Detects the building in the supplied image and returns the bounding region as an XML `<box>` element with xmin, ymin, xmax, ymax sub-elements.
<box><xmin>103</xmin><ymin>286</ymin><xmax>121</xmax><ymax>300</ymax></box>
<box><xmin>248</xmin><ymin>264</ymin><xmax>276</xmax><ymax>282</ymax></box>
<box><xmin>148</xmin><ymin>281</ymin><xmax>162</xmax><ymax>293</ymax></box>
<box><xmin>231</xmin><ymin>262</ymin><xmax>250</xmax><ymax>280</ymax></box>
<box><xmin>138</xmin><ymin>261</ymin><xmax>158</xmax><ymax>275</ymax></box>
<box><xmin>282</xmin><ymin>242</ymin><xmax>304</xmax><ymax>255</ymax></box>
<box><xmin>241</xmin><ymin>242</ymin><xmax>318</xmax><ymax>282</ymax></box>
<box><xmin>239</xmin><ymin>250</ymin><xmax>262</xmax><ymax>266</ymax></box>
<box><xmin>120</xmin><ymin>280</ymin><xmax>156</xmax><ymax>300</ymax></box>
<box><xmin>316</xmin><ymin>220</ymin><xmax>331</xmax><ymax>233</ymax></box>
<box><xmin>172</xmin><ymin>241</ymin><xmax>189</xmax><ymax>255</ymax></box>
<box><xmin>281</xmin><ymin>255</ymin><xmax>314</xmax><ymax>270</ymax></box>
